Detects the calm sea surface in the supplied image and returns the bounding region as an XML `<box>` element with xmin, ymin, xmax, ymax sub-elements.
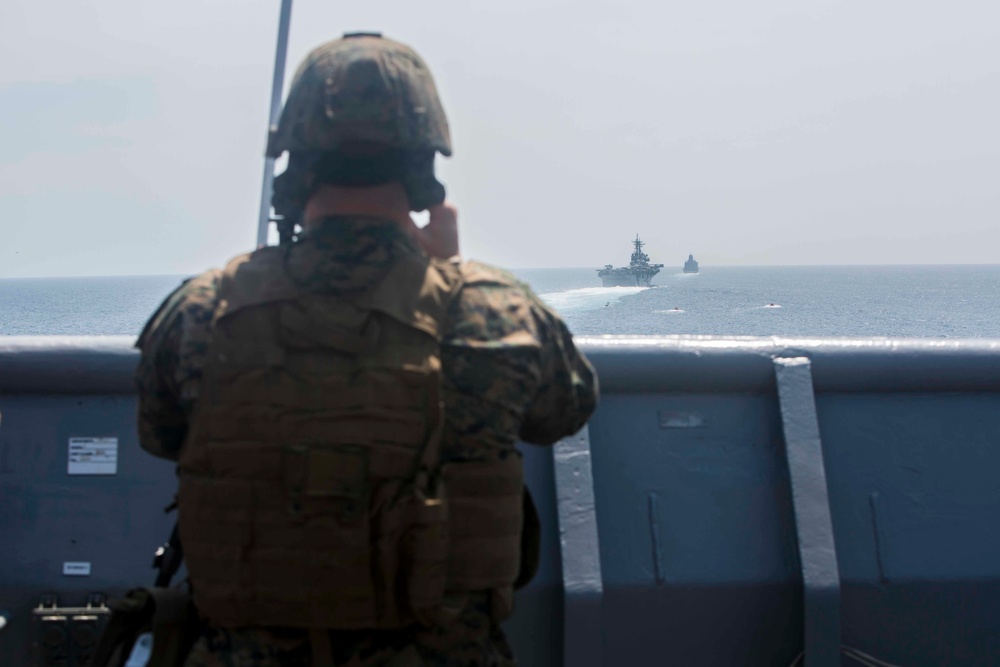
<box><xmin>1</xmin><ymin>266</ymin><xmax>998</xmax><ymax>338</ymax></box>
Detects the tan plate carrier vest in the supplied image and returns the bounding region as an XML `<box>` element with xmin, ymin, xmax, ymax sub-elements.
<box><xmin>177</xmin><ymin>247</ymin><xmax>524</xmax><ymax>629</ymax></box>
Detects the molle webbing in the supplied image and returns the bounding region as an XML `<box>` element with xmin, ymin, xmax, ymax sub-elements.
<box><xmin>444</xmin><ymin>458</ymin><xmax>524</xmax><ymax>589</ymax></box>
<box><xmin>177</xmin><ymin>247</ymin><xmax>524</xmax><ymax>629</ymax></box>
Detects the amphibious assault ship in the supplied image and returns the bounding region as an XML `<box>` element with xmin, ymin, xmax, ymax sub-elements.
<box><xmin>597</xmin><ymin>235</ymin><xmax>664</xmax><ymax>287</ymax></box>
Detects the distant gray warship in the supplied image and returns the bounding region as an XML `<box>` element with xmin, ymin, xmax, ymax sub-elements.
<box><xmin>683</xmin><ymin>254</ymin><xmax>699</xmax><ymax>273</ymax></box>
<box><xmin>598</xmin><ymin>235</ymin><xmax>664</xmax><ymax>287</ymax></box>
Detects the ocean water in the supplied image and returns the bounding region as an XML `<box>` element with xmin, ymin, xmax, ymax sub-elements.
<box><xmin>516</xmin><ymin>266</ymin><xmax>1000</xmax><ymax>338</ymax></box>
<box><xmin>1</xmin><ymin>266</ymin><xmax>998</xmax><ymax>338</ymax></box>
<box><xmin>0</xmin><ymin>275</ymin><xmax>186</xmax><ymax>336</ymax></box>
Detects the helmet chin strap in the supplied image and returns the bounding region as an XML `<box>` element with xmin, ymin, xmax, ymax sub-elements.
<box><xmin>272</xmin><ymin>151</ymin><xmax>445</xmax><ymax>234</ymax></box>
<box><xmin>401</xmin><ymin>151</ymin><xmax>446</xmax><ymax>212</ymax></box>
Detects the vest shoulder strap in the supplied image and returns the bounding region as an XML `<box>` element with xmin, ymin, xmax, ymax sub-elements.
<box><xmin>218</xmin><ymin>248</ymin><xmax>464</xmax><ymax>342</ymax></box>
<box><xmin>217</xmin><ymin>248</ymin><xmax>298</xmax><ymax>317</ymax></box>
<box><xmin>458</xmin><ymin>261</ymin><xmax>524</xmax><ymax>288</ymax></box>
<box><xmin>362</xmin><ymin>254</ymin><xmax>464</xmax><ymax>340</ymax></box>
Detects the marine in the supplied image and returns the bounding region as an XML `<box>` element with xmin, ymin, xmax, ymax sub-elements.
<box><xmin>133</xmin><ymin>33</ymin><xmax>597</xmax><ymax>666</ymax></box>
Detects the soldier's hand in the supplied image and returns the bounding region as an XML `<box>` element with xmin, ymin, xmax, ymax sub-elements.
<box><xmin>417</xmin><ymin>202</ymin><xmax>460</xmax><ymax>259</ymax></box>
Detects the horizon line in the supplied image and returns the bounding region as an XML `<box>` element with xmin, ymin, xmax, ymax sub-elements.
<box><xmin>3</xmin><ymin>261</ymin><xmax>1000</xmax><ymax>280</ymax></box>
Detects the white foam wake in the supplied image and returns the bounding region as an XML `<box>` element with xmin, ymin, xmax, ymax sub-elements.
<box><xmin>539</xmin><ymin>286</ymin><xmax>647</xmax><ymax>314</ymax></box>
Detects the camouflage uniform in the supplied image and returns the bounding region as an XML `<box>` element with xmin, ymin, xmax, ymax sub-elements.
<box><xmin>135</xmin><ymin>217</ymin><xmax>598</xmax><ymax>666</ymax></box>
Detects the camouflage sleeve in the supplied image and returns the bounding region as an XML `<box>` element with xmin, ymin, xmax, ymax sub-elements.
<box><xmin>518</xmin><ymin>293</ymin><xmax>599</xmax><ymax>445</ymax></box>
<box><xmin>134</xmin><ymin>270</ymin><xmax>221</xmax><ymax>461</ymax></box>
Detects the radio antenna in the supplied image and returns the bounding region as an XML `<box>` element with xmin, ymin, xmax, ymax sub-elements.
<box><xmin>255</xmin><ymin>0</ymin><xmax>294</xmax><ymax>248</ymax></box>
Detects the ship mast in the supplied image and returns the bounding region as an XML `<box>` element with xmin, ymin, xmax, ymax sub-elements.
<box><xmin>255</xmin><ymin>0</ymin><xmax>295</xmax><ymax>248</ymax></box>
<box><xmin>633</xmin><ymin>234</ymin><xmax>644</xmax><ymax>254</ymax></box>
<box><xmin>631</xmin><ymin>234</ymin><xmax>650</xmax><ymax>266</ymax></box>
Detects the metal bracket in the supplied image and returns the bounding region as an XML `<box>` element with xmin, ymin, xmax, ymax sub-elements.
<box><xmin>774</xmin><ymin>356</ymin><xmax>842</xmax><ymax>667</ymax></box>
<box><xmin>86</xmin><ymin>593</ymin><xmax>107</xmax><ymax>609</ymax></box>
<box><xmin>554</xmin><ymin>425</ymin><xmax>604</xmax><ymax>667</ymax></box>
<box><xmin>31</xmin><ymin>593</ymin><xmax>112</xmax><ymax>666</ymax></box>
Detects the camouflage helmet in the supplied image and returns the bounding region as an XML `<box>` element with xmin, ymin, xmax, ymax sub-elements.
<box><xmin>266</xmin><ymin>33</ymin><xmax>451</xmax><ymax>158</ymax></box>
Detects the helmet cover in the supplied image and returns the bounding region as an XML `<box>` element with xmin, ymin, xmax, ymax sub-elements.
<box><xmin>267</xmin><ymin>34</ymin><xmax>452</xmax><ymax>158</ymax></box>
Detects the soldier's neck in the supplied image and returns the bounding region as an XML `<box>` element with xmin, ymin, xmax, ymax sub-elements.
<box><xmin>303</xmin><ymin>183</ymin><xmax>413</xmax><ymax>230</ymax></box>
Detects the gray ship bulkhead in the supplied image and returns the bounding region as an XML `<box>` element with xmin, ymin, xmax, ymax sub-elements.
<box><xmin>3</xmin><ymin>335</ymin><xmax>1000</xmax><ymax>666</ymax></box>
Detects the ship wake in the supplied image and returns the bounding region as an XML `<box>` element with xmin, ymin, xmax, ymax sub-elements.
<box><xmin>540</xmin><ymin>286</ymin><xmax>647</xmax><ymax>315</ymax></box>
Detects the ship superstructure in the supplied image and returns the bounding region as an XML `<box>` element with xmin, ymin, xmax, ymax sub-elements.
<box><xmin>683</xmin><ymin>254</ymin><xmax>699</xmax><ymax>273</ymax></box>
<box><xmin>597</xmin><ymin>235</ymin><xmax>664</xmax><ymax>287</ymax></box>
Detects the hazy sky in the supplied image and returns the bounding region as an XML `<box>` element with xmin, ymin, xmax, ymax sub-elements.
<box><xmin>2</xmin><ymin>0</ymin><xmax>998</xmax><ymax>277</ymax></box>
